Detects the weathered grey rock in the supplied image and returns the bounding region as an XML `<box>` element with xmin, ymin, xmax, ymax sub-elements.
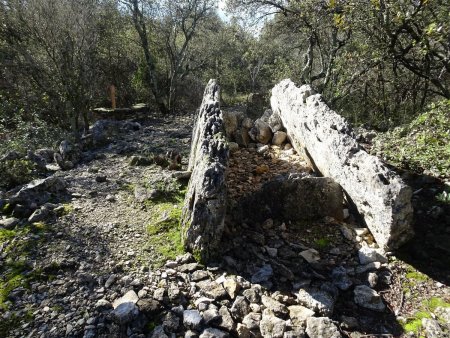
<box><xmin>283</xmin><ymin>329</ymin><xmax>306</xmax><ymax>338</ymax></box>
<box><xmin>0</xmin><ymin>217</ymin><xmax>19</xmax><ymax>229</ymax></box>
<box><xmin>421</xmin><ymin>319</ymin><xmax>444</xmax><ymax>338</ymax></box>
<box><xmin>296</xmin><ymin>289</ymin><xmax>335</xmax><ymax>316</ymax></box>
<box><xmin>183</xmin><ymin>310</ymin><xmax>203</xmax><ymax>330</ymax></box>
<box><xmin>111</xmin><ymin>291</ymin><xmax>139</xmax><ymax>324</ymax></box>
<box><xmin>331</xmin><ymin>266</ymin><xmax>353</xmax><ymax>291</ymax></box>
<box><xmin>230</xmin><ymin>296</ymin><xmax>250</xmax><ymax>320</ymax></box>
<box><xmin>264</xmin><ymin>109</ymin><xmax>284</xmax><ymax>133</ymax></box>
<box><xmin>222</xmin><ymin>110</ymin><xmax>246</xmax><ymax>141</ymax></box>
<box><xmin>35</xmin><ymin>148</ymin><xmax>55</xmax><ymax>163</ymax></box>
<box><xmin>181</xmin><ymin>80</ymin><xmax>229</xmax><ymax>262</ymax></box>
<box><xmin>340</xmin><ymin>316</ymin><xmax>359</xmax><ymax>330</ymax></box>
<box><xmin>151</xmin><ymin>325</ymin><xmax>169</xmax><ymax>338</ymax></box>
<box><xmin>260</xmin><ymin>310</ymin><xmax>286</xmax><ymax>338</ymax></box>
<box><xmin>26</xmin><ymin>150</ymin><xmax>47</xmax><ymax>169</ymax></box>
<box><xmin>367</xmin><ymin>272</ymin><xmax>378</xmax><ymax>288</ymax></box>
<box><xmin>305</xmin><ymin>317</ymin><xmax>342</xmax><ymax>338</ymax></box>
<box><xmin>223</xmin><ymin>277</ymin><xmax>241</xmax><ymax>299</ymax></box>
<box><xmin>300</xmin><ymin>249</ymin><xmax>321</xmax><ymax>264</ymax></box>
<box><xmin>217</xmin><ymin>306</ymin><xmax>236</xmax><ymax>331</ymax></box>
<box><xmin>288</xmin><ymin>305</ymin><xmax>315</xmax><ymax>327</ymax></box>
<box><xmin>203</xmin><ymin>308</ymin><xmax>220</xmax><ymax>325</ymax></box>
<box><xmin>137</xmin><ymin>299</ymin><xmax>161</xmax><ymax>316</ymax></box>
<box><xmin>197</xmin><ymin>280</ymin><xmax>227</xmax><ymax>300</ymax></box>
<box><xmin>59</xmin><ymin>140</ymin><xmax>81</xmax><ymax>164</ymax></box>
<box><xmin>185</xmin><ymin>330</ymin><xmax>198</xmax><ymax>338</ymax></box>
<box><xmin>243</xmin><ymin>286</ymin><xmax>261</xmax><ymax>303</ymax></box>
<box><xmin>261</xmin><ymin>295</ymin><xmax>288</xmax><ymax>316</ymax></box>
<box><xmin>353</xmin><ymin>285</ymin><xmax>385</xmax><ymax>312</ymax></box>
<box><xmin>10</xmin><ymin>176</ymin><xmax>67</xmax><ymax>206</ymax></box>
<box><xmin>272</xmin><ymin>131</ymin><xmax>287</xmax><ymax>145</ymax></box>
<box><xmin>242</xmin><ymin>312</ymin><xmax>261</xmax><ymax>330</ymax></box>
<box><xmin>28</xmin><ymin>208</ymin><xmax>50</xmax><ymax>223</ymax></box>
<box><xmin>163</xmin><ymin>311</ymin><xmax>180</xmax><ymax>332</ymax></box>
<box><xmin>95</xmin><ymin>299</ymin><xmax>112</xmax><ymax>310</ymax></box>
<box><xmin>249</xmin><ymin>120</ymin><xmax>272</xmax><ymax>145</ymax></box>
<box><xmin>200</xmin><ymin>328</ymin><xmax>228</xmax><ymax>338</ymax></box>
<box><xmin>105</xmin><ymin>274</ymin><xmax>117</xmax><ymax>288</ymax></box>
<box><xmin>236</xmin><ymin>323</ymin><xmax>251</xmax><ymax>338</ymax></box>
<box><xmin>358</xmin><ymin>247</ymin><xmax>388</xmax><ymax>264</ymax></box>
<box><xmin>251</xmin><ymin>264</ymin><xmax>273</xmax><ymax>284</ymax></box>
<box><xmin>271</xmin><ymin>79</ymin><xmax>413</xmax><ymax>250</ymax></box>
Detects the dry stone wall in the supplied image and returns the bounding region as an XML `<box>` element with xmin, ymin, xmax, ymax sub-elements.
<box><xmin>271</xmin><ymin>79</ymin><xmax>414</xmax><ymax>251</ymax></box>
<box><xmin>181</xmin><ymin>79</ymin><xmax>229</xmax><ymax>262</ymax></box>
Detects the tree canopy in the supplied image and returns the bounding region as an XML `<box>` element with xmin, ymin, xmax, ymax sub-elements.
<box><xmin>1</xmin><ymin>0</ymin><xmax>448</xmax><ymax>136</ymax></box>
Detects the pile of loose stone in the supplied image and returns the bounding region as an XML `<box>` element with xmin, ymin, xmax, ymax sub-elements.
<box><xmin>2</xmin><ymin>108</ymin><xmax>449</xmax><ymax>338</ymax></box>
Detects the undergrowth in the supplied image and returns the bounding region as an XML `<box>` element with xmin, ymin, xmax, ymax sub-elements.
<box><xmin>0</xmin><ymin>221</ymin><xmax>51</xmax><ymax>336</ymax></box>
<box><xmin>372</xmin><ymin>100</ymin><xmax>450</xmax><ymax>177</ymax></box>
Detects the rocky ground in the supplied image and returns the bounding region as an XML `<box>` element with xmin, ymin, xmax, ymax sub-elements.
<box><xmin>0</xmin><ymin>111</ymin><xmax>449</xmax><ymax>338</ymax></box>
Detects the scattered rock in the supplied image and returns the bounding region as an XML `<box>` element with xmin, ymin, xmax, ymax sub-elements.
<box><xmin>183</xmin><ymin>310</ymin><xmax>203</xmax><ymax>330</ymax></box>
<box><xmin>260</xmin><ymin>310</ymin><xmax>286</xmax><ymax>338</ymax></box>
<box><xmin>0</xmin><ymin>217</ymin><xmax>19</xmax><ymax>229</ymax></box>
<box><xmin>288</xmin><ymin>305</ymin><xmax>315</xmax><ymax>327</ymax></box>
<box><xmin>272</xmin><ymin>131</ymin><xmax>287</xmax><ymax>146</ymax></box>
<box><xmin>261</xmin><ymin>295</ymin><xmax>288</xmax><ymax>316</ymax></box>
<box><xmin>358</xmin><ymin>246</ymin><xmax>388</xmax><ymax>264</ymax></box>
<box><xmin>353</xmin><ymin>285</ymin><xmax>385</xmax><ymax>312</ymax></box>
<box><xmin>199</xmin><ymin>328</ymin><xmax>228</xmax><ymax>338</ymax></box>
<box><xmin>296</xmin><ymin>289</ymin><xmax>335</xmax><ymax>316</ymax></box>
<box><xmin>300</xmin><ymin>249</ymin><xmax>321</xmax><ymax>264</ymax></box>
<box><xmin>421</xmin><ymin>318</ymin><xmax>444</xmax><ymax>338</ymax></box>
<box><xmin>251</xmin><ymin>264</ymin><xmax>273</xmax><ymax>284</ymax></box>
<box><xmin>306</xmin><ymin>317</ymin><xmax>342</xmax><ymax>338</ymax></box>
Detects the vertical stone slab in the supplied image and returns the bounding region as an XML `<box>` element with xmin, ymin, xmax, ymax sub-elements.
<box><xmin>271</xmin><ymin>79</ymin><xmax>413</xmax><ymax>251</ymax></box>
<box><xmin>181</xmin><ymin>80</ymin><xmax>229</xmax><ymax>262</ymax></box>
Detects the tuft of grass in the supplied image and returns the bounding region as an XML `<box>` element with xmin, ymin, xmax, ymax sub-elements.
<box><xmin>424</xmin><ymin>297</ymin><xmax>450</xmax><ymax>311</ymax></box>
<box><xmin>0</xmin><ymin>229</ymin><xmax>17</xmax><ymax>243</ymax></box>
<box><xmin>146</xmin><ymin>200</ymin><xmax>185</xmax><ymax>267</ymax></box>
<box><xmin>401</xmin><ymin>296</ymin><xmax>450</xmax><ymax>335</ymax></box>
<box><xmin>314</xmin><ymin>237</ymin><xmax>330</xmax><ymax>249</ymax></box>
<box><xmin>405</xmin><ymin>271</ymin><xmax>428</xmax><ymax>282</ymax></box>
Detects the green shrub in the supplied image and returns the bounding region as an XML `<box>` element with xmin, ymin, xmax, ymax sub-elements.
<box><xmin>373</xmin><ymin>100</ymin><xmax>450</xmax><ymax>177</ymax></box>
<box><xmin>0</xmin><ymin>159</ymin><xmax>36</xmax><ymax>190</ymax></box>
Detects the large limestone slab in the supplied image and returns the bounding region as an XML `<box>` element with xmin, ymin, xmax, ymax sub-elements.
<box><xmin>181</xmin><ymin>80</ymin><xmax>229</xmax><ymax>262</ymax></box>
<box><xmin>271</xmin><ymin>79</ymin><xmax>413</xmax><ymax>250</ymax></box>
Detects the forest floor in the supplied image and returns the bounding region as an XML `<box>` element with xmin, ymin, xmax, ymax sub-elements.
<box><xmin>0</xmin><ymin>111</ymin><xmax>449</xmax><ymax>338</ymax></box>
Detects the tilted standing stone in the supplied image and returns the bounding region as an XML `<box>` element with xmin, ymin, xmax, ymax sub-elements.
<box><xmin>181</xmin><ymin>79</ymin><xmax>229</xmax><ymax>262</ymax></box>
<box><xmin>271</xmin><ymin>79</ymin><xmax>413</xmax><ymax>251</ymax></box>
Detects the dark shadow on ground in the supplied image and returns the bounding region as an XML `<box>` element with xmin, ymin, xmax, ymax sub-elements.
<box><xmin>395</xmin><ymin>172</ymin><xmax>450</xmax><ymax>285</ymax></box>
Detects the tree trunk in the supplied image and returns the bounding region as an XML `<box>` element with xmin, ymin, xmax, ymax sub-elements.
<box><xmin>130</xmin><ymin>0</ymin><xmax>168</xmax><ymax>114</ymax></box>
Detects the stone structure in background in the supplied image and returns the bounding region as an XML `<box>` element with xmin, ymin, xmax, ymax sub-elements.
<box><xmin>271</xmin><ymin>79</ymin><xmax>413</xmax><ymax>250</ymax></box>
<box><xmin>181</xmin><ymin>79</ymin><xmax>229</xmax><ymax>262</ymax></box>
